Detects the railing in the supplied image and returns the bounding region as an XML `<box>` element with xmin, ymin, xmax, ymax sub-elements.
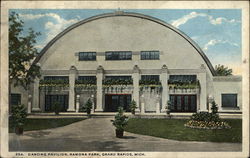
<box><xmin>168</xmin><ymin>80</ymin><xmax>200</xmax><ymax>94</ymax></box>
<box><xmin>39</xmin><ymin>79</ymin><xmax>69</xmax><ymax>92</ymax></box>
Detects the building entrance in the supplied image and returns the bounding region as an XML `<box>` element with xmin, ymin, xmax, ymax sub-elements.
<box><xmin>105</xmin><ymin>94</ymin><xmax>131</xmax><ymax>112</ymax></box>
<box><xmin>169</xmin><ymin>95</ymin><xmax>197</xmax><ymax>112</ymax></box>
<box><xmin>45</xmin><ymin>95</ymin><xmax>69</xmax><ymax>112</ymax></box>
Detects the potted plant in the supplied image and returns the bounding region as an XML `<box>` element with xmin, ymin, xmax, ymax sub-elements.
<box><xmin>82</xmin><ymin>98</ymin><xmax>93</xmax><ymax>117</ymax></box>
<box><xmin>11</xmin><ymin>104</ymin><xmax>28</xmax><ymax>135</ymax></box>
<box><xmin>52</xmin><ymin>101</ymin><xmax>61</xmax><ymax>115</ymax></box>
<box><xmin>166</xmin><ymin>100</ymin><xmax>172</xmax><ymax>118</ymax></box>
<box><xmin>111</xmin><ymin>107</ymin><xmax>128</xmax><ymax>138</ymax></box>
<box><xmin>129</xmin><ymin>100</ymin><xmax>138</xmax><ymax>115</ymax></box>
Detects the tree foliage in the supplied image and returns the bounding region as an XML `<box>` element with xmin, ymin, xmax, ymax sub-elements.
<box><xmin>214</xmin><ymin>64</ymin><xmax>233</xmax><ymax>76</ymax></box>
<box><xmin>9</xmin><ymin>12</ymin><xmax>41</xmax><ymax>89</ymax></box>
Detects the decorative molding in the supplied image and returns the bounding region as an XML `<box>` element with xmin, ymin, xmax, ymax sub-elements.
<box><xmin>97</xmin><ymin>65</ymin><xmax>104</xmax><ymax>73</ymax></box>
<box><xmin>133</xmin><ymin>65</ymin><xmax>140</xmax><ymax>73</ymax></box>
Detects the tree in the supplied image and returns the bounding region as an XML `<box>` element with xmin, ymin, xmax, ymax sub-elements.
<box><xmin>214</xmin><ymin>64</ymin><xmax>232</xmax><ymax>76</ymax></box>
<box><xmin>9</xmin><ymin>12</ymin><xmax>41</xmax><ymax>90</ymax></box>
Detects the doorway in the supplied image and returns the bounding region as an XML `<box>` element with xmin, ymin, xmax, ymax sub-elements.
<box><xmin>105</xmin><ymin>94</ymin><xmax>131</xmax><ymax>112</ymax></box>
<box><xmin>45</xmin><ymin>95</ymin><xmax>69</xmax><ymax>112</ymax></box>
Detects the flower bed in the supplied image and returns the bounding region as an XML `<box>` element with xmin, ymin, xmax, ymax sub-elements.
<box><xmin>185</xmin><ymin>120</ymin><xmax>231</xmax><ymax>129</ymax></box>
<box><xmin>184</xmin><ymin>112</ymin><xmax>231</xmax><ymax>130</ymax></box>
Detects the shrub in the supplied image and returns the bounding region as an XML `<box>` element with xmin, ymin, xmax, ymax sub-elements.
<box><xmin>52</xmin><ymin>102</ymin><xmax>61</xmax><ymax>115</ymax></box>
<box><xmin>111</xmin><ymin>107</ymin><xmax>128</xmax><ymax>131</ymax></box>
<box><xmin>191</xmin><ymin>112</ymin><xmax>221</xmax><ymax>122</ymax></box>
<box><xmin>211</xmin><ymin>101</ymin><xmax>218</xmax><ymax>114</ymax></box>
<box><xmin>11</xmin><ymin>104</ymin><xmax>27</xmax><ymax>128</ymax></box>
<box><xmin>80</xmin><ymin>98</ymin><xmax>93</xmax><ymax>116</ymax></box>
<box><xmin>129</xmin><ymin>100</ymin><xmax>137</xmax><ymax>115</ymax></box>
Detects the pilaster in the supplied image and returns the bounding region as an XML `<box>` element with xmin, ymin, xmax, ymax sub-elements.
<box><xmin>197</xmin><ymin>64</ymin><xmax>208</xmax><ymax>112</ymax></box>
<box><xmin>132</xmin><ymin>65</ymin><xmax>140</xmax><ymax>112</ymax></box>
<box><xmin>96</xmin><ymin>65</ymin><xmax>104</xmax><ymax>112</ymax></box>
<box><xmin>160</xmin><ymin>65</ymin><xmax>169</xmax><ymax>112</ymax></box>
<box><xmin>32</xmin><ymin>77</ymin><xmax>41</xmax><ymax>111</ymax></box>
<box><xmin>67</xmin><ymin>66</ymin><xmax>77</xmax><ymax>111</ymax></box>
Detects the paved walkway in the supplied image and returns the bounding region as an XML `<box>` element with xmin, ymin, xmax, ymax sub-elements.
<box><xmin>9</xmin><ymin>117</ymin><xmax>241</xmax><ymax>152</ymax></box>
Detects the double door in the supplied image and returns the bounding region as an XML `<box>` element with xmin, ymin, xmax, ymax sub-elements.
<box><xmin>45</xmin><ymin>95</ymin><xmax>69</xmax><ymax>112</ymax></box>
<box><xmin>169</xmin><ymin>95</ymin><xmax>197</xmax><ymax>112</ymax></box>
<box><xmin>105</xmin><ymin>94</ymin><xmax>131</xmax><ymax>112</ymax></box>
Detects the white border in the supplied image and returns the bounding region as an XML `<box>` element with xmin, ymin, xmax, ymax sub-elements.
<box><xmin>1</xmin><ymin>1</ymin><xmax>249</xmax><ymax>158</ymax></box>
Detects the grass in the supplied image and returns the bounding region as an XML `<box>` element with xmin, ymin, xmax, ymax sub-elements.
<box><xmin>9</xmin><ymin>118</ymin><xmax>85</xmax><ymax>133</ymax></box>
<box><xmin>124</xmin><ymin>118</ymin><xmax>242</xmax><ymax>143</ymax></box>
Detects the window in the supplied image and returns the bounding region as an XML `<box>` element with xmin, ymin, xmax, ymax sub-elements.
<box><xmin>78</xmin><ymin>76</ymin><xmax>96</xmax><ymax>81</ymax></box>
<box><xmin>141</xmin><ymin>51</ymin><xmax>160</xmax><ymax>60</ymax></box>
<box><xmin>169</xmin><ymin>75</ymin><xmax>197</xmax><ymax>82</ymax></box>
<box><xmin>105</xmin><ymin>51</ymin><xmax>132</xmax><ymax>60</ymax></box>
<box><xmin>44</xmin><ymin>76</ymin><xmax>69</xmax><ymax>81</ymax></box>
<box><xmin>79</xmin><ymin>52</ymin><xmax>96</xmax><ymax>61</ymax></box>
<box><xmin>105</xmin><ymin>76</ymin><xmax>132</xmax><ymax>80</ymax></box>
<box><xmin>222</xmin><ymin>94</ymin><xmax>237</xmax><ymax>108</ymax></box>
<box><xmin>141</xmin><ymin>75</ymin><xmax>160</xmax><ymax>81</ymax></box>
<box><xmin>77</xmin><ymin>76</ymin><xmax>97</xmax><ymax>84</ymax></box>
<box><xmin>11</xmin><ymin>93</ymin><xmax>21</xmax><ymax>106</ymax></box>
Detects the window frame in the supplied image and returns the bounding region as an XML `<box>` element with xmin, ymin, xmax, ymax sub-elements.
<box><xmin>221</xmin><ymin>93</ymin><xmax>238</xmax><ymax>108</ymax></box>
<box><xmin>140</xmin><ymin>51</ymin><xmax>160</xmax><ymax>60</ymax></box>
<box><xmin>79</xmin><ymin>52</ymin><xmax>96</xmax><ymax>61</ymax></box>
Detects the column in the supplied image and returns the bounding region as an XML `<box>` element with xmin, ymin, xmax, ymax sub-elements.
<box><xmin>76</xmin><ymin>94</ymin><xmax>80</xmax><ymax>113</ymax></box>
<box><xmin>132</xmin><ymin>65</ymin><xmax>140</xmax><ymax>112</ymax></box>
<box><xmin>67</xmin><ymin>66</ymin><xmax>76</xmax><ymax>111</ymax></box>
<box><xmin>32</xmin><ymin>77</ymin><xmax>41</xmax><ymax>111</ymax></box>
<box><xmin>95</xmin><ymin>65</ymin><xmax>104</xmax><ymax>112</ymax></box>
<box><xmin>91</xmin><ymin>94</ymin><xmax>95</xmax><ymax>113</ymax></box>
<box><xmin>141</xmin><ymin>94</ymin><xmax>145</xmax><ymax>114</ymax></box>
<box><xmin>160</xmin><ymin>65</ymin><xmax>169</xmax><ymax>112</ymax></box>
<box><xmin>197</xmin><ymin>64</ymin><xmax>207</xmax><ymax>112</ymax></box>
<box><xmin>27</xmin><ymin>94</ymin><xmax>32</xmax><ymax>114</ymax></box>
<box><xmin>156</xmin><ymin>94</ymin><xmax>160</xmax><ymax>114</ymax></box>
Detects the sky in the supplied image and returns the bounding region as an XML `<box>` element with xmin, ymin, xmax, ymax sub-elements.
<box><xmin>10</xmin><ymin>9</ymin><xmax>242</xmax><ymax>75</ymax></box>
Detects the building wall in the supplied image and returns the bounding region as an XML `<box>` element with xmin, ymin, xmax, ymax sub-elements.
<box><xmin>212</xmin><ymin>76</ymin><xmax>242</xmax><ymax>112</ymax></box>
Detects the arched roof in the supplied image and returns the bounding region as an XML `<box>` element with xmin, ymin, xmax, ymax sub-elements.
<box><xmin>33</xmin><ymin>11</ymin><xmax>216</xmax><ymax>76</ymax></box>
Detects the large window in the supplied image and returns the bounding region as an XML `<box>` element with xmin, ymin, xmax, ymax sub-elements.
<box><xmin>78</xmin><ymin>76</ymin><xmax>96</xmax><ymax>81</ymax></box>
<box><xmin>105</xmin><ymin>76</ymin><xmax>132</xmax><ymax>80</ymax></box>
<box><xmin>141</xmin><ymin>51</ymin><xmax>160</xmax><ymax>60</ymax></box>
<box><xmin>141</xmin><ymin>75</ymin><xmax>160</xmax><ymax>81</ymax></box>
<box><xmin>11</xmin><ymin>93</ymin><xmax>21</xmax><ymax>106</ymax></box>
<box><xmin>44</xmin><ymin>76</ymin><xmax>69</xmax><ymax>81</ymax></box>
<box><xmin>77</xmin><ymin>76</ymin><xmax>97</xmax><ymax>84</ymax></box>
<box><xmin>105</xmin><ymin>51</ymin><xmax>132</xmax><ymax>60</ymax></box>
<box><xmin>79</xmin><ymin>52</ymin><xmax>96</xmax><ymax>61</ymax></box>
<box><xmin>222</xmin><ymin>94</ymin><xmax>237</xmax><ymax>108</ymax></box>
<box><xmin>169</xmin><ymin>75</ymin><xmax>197</xmax><ymax>82</ymax></box>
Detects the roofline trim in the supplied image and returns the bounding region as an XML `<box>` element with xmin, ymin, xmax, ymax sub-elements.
<box><xmin>33</xmin><ymin>11</ymin><xmax>216</xmax><ymax>76</ymax></box>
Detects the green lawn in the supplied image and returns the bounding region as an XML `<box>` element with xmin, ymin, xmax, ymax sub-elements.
<box><xmin>9</xmin><ymin>118</ymin><xmax>85</xmax><ymax>133</ymax></box>
<box><xmin>124</xmin><ymin>118</ymin><xmax>242</xmax><ymax>143</ymax></box>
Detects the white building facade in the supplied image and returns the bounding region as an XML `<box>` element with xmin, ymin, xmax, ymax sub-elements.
<box><xmin>10</xmin><ymin>12</ymin><xmax>242</xmax><ymax>114</ymax></box>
